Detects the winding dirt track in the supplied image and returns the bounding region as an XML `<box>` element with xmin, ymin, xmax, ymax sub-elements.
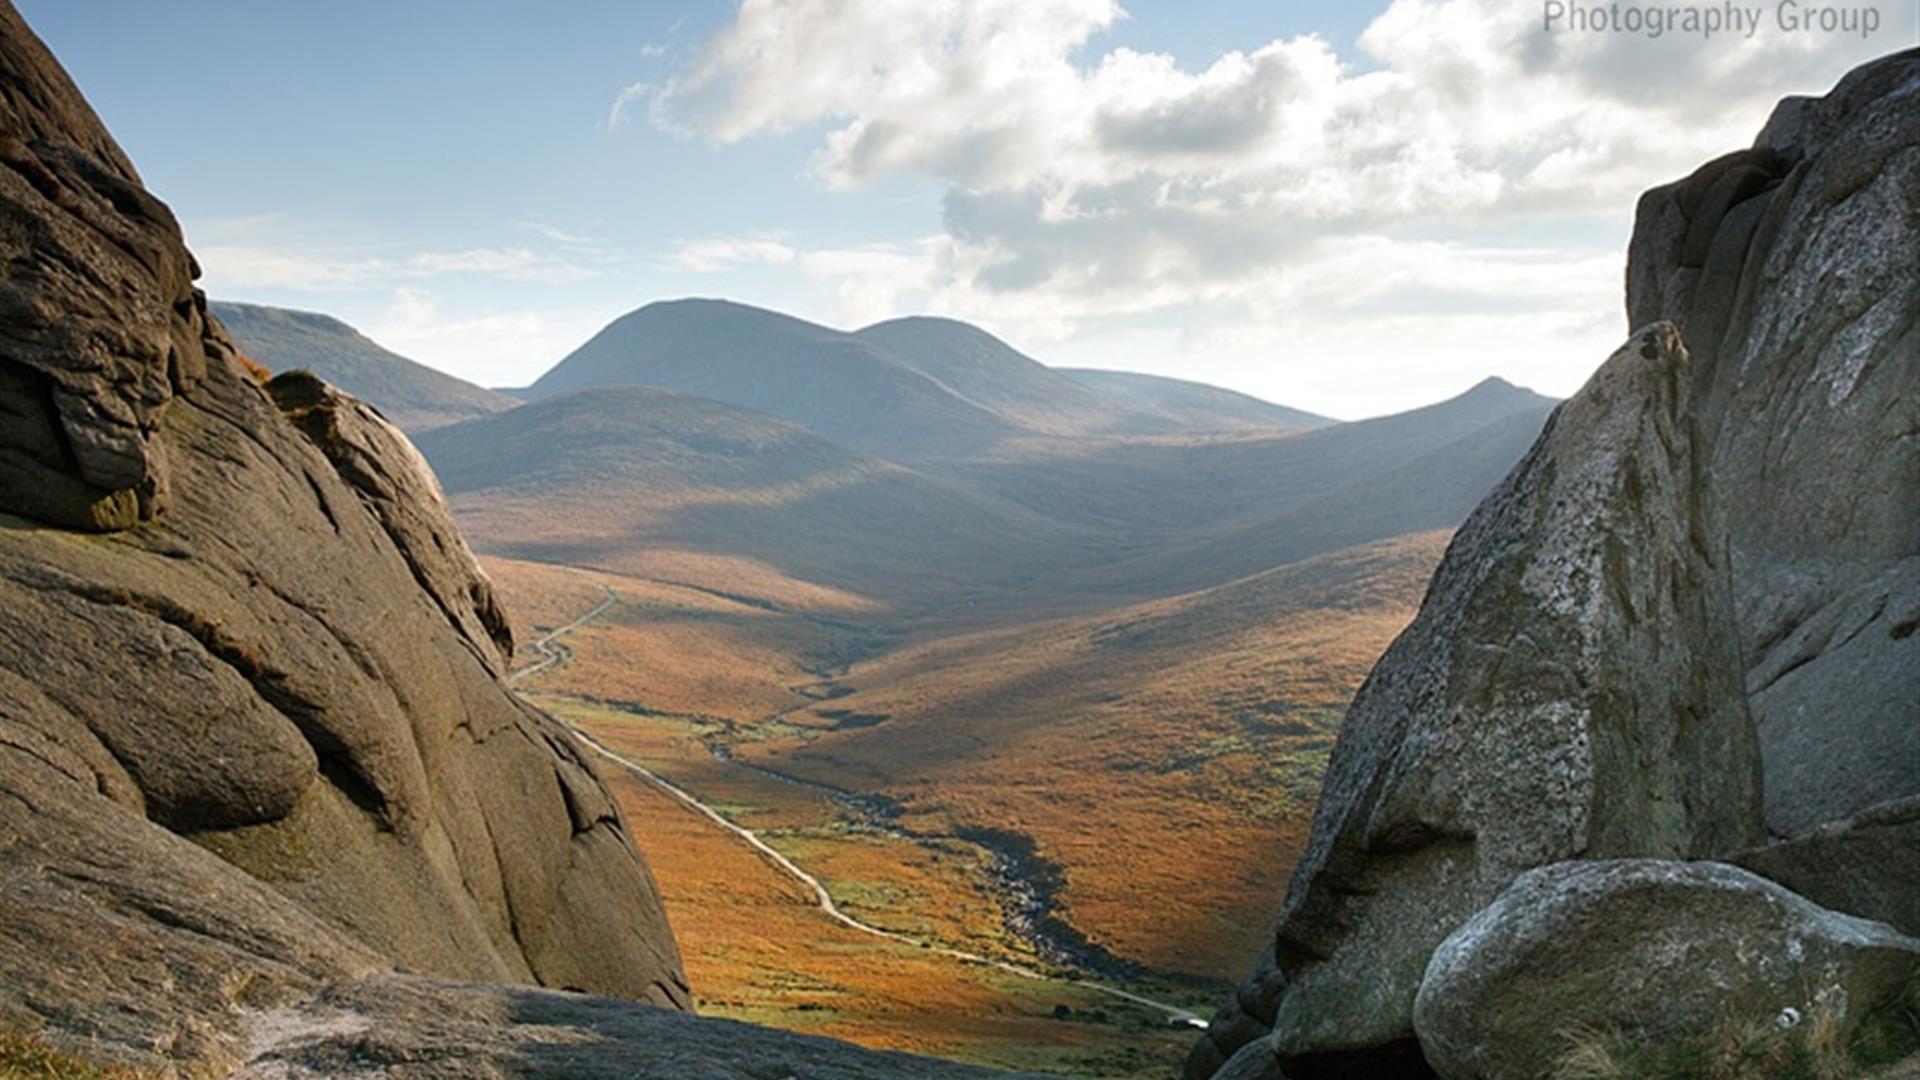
<box><xmin>510</xmin><ymin>578</ymin><xmax>1203</xmax><ymax>1027</ymax></box>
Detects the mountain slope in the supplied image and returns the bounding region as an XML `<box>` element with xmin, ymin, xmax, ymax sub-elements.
<box><xmin>1059</xmin><ymin>367</ymin><xmax>1334</xmax><ymax>433</ymax></box>
<box><xmin>854</xmin><ymin>316</ymin><xmax>1144</xmax><ymax>435</ymax></box>
<box><xmin>1068</xmin><ymin>399</ymin><xmax>1557</xmax><ymax>598</ymax></box>
<box><xmin>934</xmin><ymin>377</ymin><xmax>1556</xmax><ymax>545</ymax></box>
<box><xmin>524</xmin><ymin>298</ymin><xmax>1025</xmax><ymax>461</ymax></box>
<box><xmin>415</xmin><ymin>386</ymin><xmax>1098</xmax><ymax>612</ymax></box>
<box><xmin>215</xmin><ymin>301</ymin><xmax>517</xmax><ymax>432</ymax></box>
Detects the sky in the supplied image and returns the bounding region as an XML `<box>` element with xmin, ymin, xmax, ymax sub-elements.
<box><xmin>19</xmin><ymin>1</ymin><xmax>1914</xmax><ymax>418</ymax></box>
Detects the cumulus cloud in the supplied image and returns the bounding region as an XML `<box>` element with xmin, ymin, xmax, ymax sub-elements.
<box><xmin>369</xmin><ymin>287</ymin><xmax>603</xmax><ymax>388</ymax></box>
<box><xmin>642</xmin><ymin>0</ymin><xmax>1909</xmax><ymax>348</ymax></box>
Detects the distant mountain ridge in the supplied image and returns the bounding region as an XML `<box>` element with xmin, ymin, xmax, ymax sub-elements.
<box><xmin>523</xmin><ymin>298</ymin><xmax>1330</xmax><ymax>457</ymax></box>
<box><xmin>215</xmin><ymin>301</ymin><xmax>517</xmax><ymax>432</ymax></box>
<box><xmin>222</xmin><ymin>295</ymin><xmax>1559</xmax><ymax>623</ymax></box>
<box><xmin>413</xmin><ymin>385</ymin><xmax>1092</xmax><ymax>611</ymax></box>
<box><xmin>525</xmin><ymin>299</ymin><xmax>1025</xmax><ymax>461</ymax></box>
<box><xmin>1058</xmin><ymin>367</ymin><xmax>1334</xmax><ymax>432</ymax></box>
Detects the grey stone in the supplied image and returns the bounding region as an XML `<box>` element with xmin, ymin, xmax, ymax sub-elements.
<box><xmin>1211</xmin><ymin>1039</ymin><xmax>1288</xmax><ymax>1080</ymax></box>
<box><xmin>1247</xmin><ymin>324</ymin><xmax>1759</xmax><ymax>1061</ymax></box>
<box><xmin>1626</xmin><ymin>49</ymin><xmax>1920</xmax><ymax>832</ymax></box>
<box><xmin>1414</xmin><ymin>859</ymin><xmax>1920</xmax><ymax>1080</ymax></box>
<box><xmin>1200</xmin><ymin>50</ymin><xmax>1919</xmax><ymax>1077</ymax></box>
<box><xmin>1747</xmin><ymin>560</ymin><xmax>1920</xmax><ymax>835</ymax></box>
<box><xmin>1733</xmin><ymin>797</ymin><xmax>1920</xmax><ymax>937</ymax></box>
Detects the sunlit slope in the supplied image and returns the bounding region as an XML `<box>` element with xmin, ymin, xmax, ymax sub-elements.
<box><xmin>1056</xmin><ymin>367</ymin><xmax>1334</xmax><ymax>433</ymax></box>
<box><xmin>421</xmin><ymin>387</ymin><xmax>1098</xmax><ymax>615</ymax></box>
<box><xmin>737</xmin><ymin>531</ymin><xmax>1452</xmax><ymax>979</ymax></box>
<box><xmin>215</xmin><ymin>301</ymin><xmax>517</xmax><ymax>432</ymax></box>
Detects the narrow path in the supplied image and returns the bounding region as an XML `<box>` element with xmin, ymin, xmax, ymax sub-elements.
<box><xmin>510</xmin><ymin>578</ymin><xmax>1204</xmax><ymax>1027</ymax></box>
<box><xmin>509</xmin><ymin>586</ymin><xmax>616</xmax><ymax>683</ymax></box>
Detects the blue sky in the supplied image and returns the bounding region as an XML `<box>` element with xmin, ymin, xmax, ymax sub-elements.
<box><xmin>20</xmin><ymin>1</ymin><xmax>1913</xmax><ymax>417</ymax></box>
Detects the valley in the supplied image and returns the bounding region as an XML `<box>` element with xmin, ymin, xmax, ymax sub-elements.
<box><xmin>233</xmin><ymin>296</ymin><xmax>1555</xmax><ymax>1075</ymax></box>
<box><xmin>4</xmin><ymin>8</ymin><xmax>1912</xmax><ymax>1078</ymax></box>
<box><xmin>476</xmin><ymin>521</ymin><xmax>1450</xmax><ymax>1072</ymax></box>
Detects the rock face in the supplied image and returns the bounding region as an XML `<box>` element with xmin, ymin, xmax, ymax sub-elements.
<box><xmin>1628</xmin><ymin>49</ymin><xmax>1920</xmax><ymax>836</ymax></box>
<box><xmin>1414</xmin><ymin>860</ymin><xmax>1920</xmax><ymax>1080</ymax></box>
<box><xmin>1194</xmin><ymin>325</ymin><xmax>1762</xmax><ymax>1069</ymax></box>
<box><xmin>1731</xmin><ymin>797</ymin><xmax>1920</xmax><ymax>938</ymax></box>
<box><xmin>1194</xmin><ymin>48</ymin><xmax>1918</xmax><ymax>1078</ymax></box>
<box><xmin>0</xmin><ymin>1</ymin><xmax>685</xmax><ymax>1071</ymax></box>
<box><xmin>0</xmin><ymin>12</ymin><xmax>1043</xmax><ymax>1078</ymax></box>
<box><xmin>0</xmin><ymin>0</ymin><xmax>227</xmax><ymax>531</ymax></box>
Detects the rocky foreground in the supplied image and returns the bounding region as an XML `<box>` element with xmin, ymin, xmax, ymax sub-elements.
<box><xmin>1189</xmin><ymin>47</ymin><xmax>1920</xmax><ymax>1080</ymax></box>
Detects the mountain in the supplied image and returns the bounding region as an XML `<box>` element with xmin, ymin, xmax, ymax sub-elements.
<box><xmin>1059</xmin><ymin>367</ymin><xmax>1334</xmax><ymax>433</ymax></box>
<box><xmin>215</xmin><ymin>300</ymin><xmax>518</xmax><ymax>432</ymax></box>
<box><xmin>414</xmin><ymin>386</ymin><xmax>1095</xmax><ymax>611</ymax></box>
<box><xmin>933</xmin><ymin>376</ymin><xmax>1556</xmax><ymax>549</ymax></box>
<box><xmin>855</xmin><ymin>316</ymin><xmax>1322</xmax><ymax>437</ymax></box>
<box><xmin>851</xmin><ymin>316</ymin><xmax>1133</xmax><ymax>435</ymax></box>
<box><xmin>524</xmin><ymin>298</ymin><xmax>1026</xmax><ymax>461</ymax></box>
<box><xmin>1064</xmin><ymin>398</ymin><xmax>1556</xmax><ymax>598</ymax></box>
<box><xmin>524</xmin><ymin>300</ymin><xmax>1333</xmax><ymax>461</ymax></box>
<box><xmin>422</xmin><ymin>374</ymin><xmax>1552</xmax><ymax>632</ymax></box>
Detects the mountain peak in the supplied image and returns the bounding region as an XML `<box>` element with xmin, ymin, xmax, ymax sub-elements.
<box><xmin>216</xmin><ymin>301</ymin><xmax>517</xmax><ymax>433</ymax></box>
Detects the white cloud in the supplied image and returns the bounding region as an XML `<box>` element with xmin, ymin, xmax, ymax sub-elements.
<box><xmin>368</xmin><ymin>287</ymin><xmax>599</xmax><ymax>389</ymax></box>
<box><xmin>518</xmin><ymin>221</ymin><xmax>607</xmax><ymax>248</ymax></box>
<box><xmin>670</xmin><ymin>235</ymin><xmax>798</xmax><ymax>272</ymax></box>
<box><xmin>639</xmin><ymin>0</ymin><xmax>1912</xmax><ymax>407</ymax></box>
<box><xmin>608</xmin><ymin>82</ymin><xmax>652</xmax><ymax>129</ymax></box>
<box><xmin>196</xmin><ymin>243</ymin><xmax>603</xmax><ymax>292</ymax></box>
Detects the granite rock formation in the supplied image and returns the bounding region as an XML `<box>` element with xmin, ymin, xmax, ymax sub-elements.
<box><xmin>1415</xmin><ymin>860</ymin><xmax>1920</xmax><ymax>1080</ymax></box>
<box><xmin>0</xmin><ymin>10</ymin><xmax>1061</xmax><ymax>1076</ymax></box>
<box><xmin>1191</xmin><ymin>47</ymin><xmax>1919</xmax><ymax>1078</ymax></box>
<box><xmin>0</xmin><ymin>1</ymin><xmax>698</xmax><ymax>1069</ymax></box>
<box><xmin>1627</xmin><ymin>49</ymin><xmax>1919</xmax><ymax>836</ymax></box>
<box><xmin>230</xmin><ymin>973</ymin><xmax>1033</xmax><ymax>1080</ymax></box>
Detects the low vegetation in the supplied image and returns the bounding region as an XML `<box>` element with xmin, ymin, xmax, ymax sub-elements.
<box><xmin>1556</xmin><ymin>977</ymin><xmax>1920</xmax><ymax>1079</ymax></box>
<box><xmin>486</xmin><ymin>534</ymin><xmax>1444</xmax><ymax>1074</ymax></box>
<box><xmin>0</xmin><ymin>1032</ymin><xmax>156</xmax><ymax>1080</ymax></box>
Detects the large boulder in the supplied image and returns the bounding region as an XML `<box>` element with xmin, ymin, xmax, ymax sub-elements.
<box><xmin>0</xmin><ymin>1</ymin><xmax>689</xmax><ymax>1071</ymax></box>
<box><xmin>1629</xmin><ymin>48</ymin><xmax>1920</xmax><ymax>835</ymax></box>
<box><xmin>1732</xmin><ymin>797</ymin><xmax>1920</xmax><ymax>938</ymax></box>
<box><xmin>1413</xmin><ymin>860</ymin><xmax>1920</xmax><ymax>1080</ymax></box>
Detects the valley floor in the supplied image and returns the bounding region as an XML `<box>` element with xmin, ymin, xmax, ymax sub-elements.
<box><xmin>483</xmin><ymin>544</ymin><xmax>1438</xmax><ymax>1076</ymax></box>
